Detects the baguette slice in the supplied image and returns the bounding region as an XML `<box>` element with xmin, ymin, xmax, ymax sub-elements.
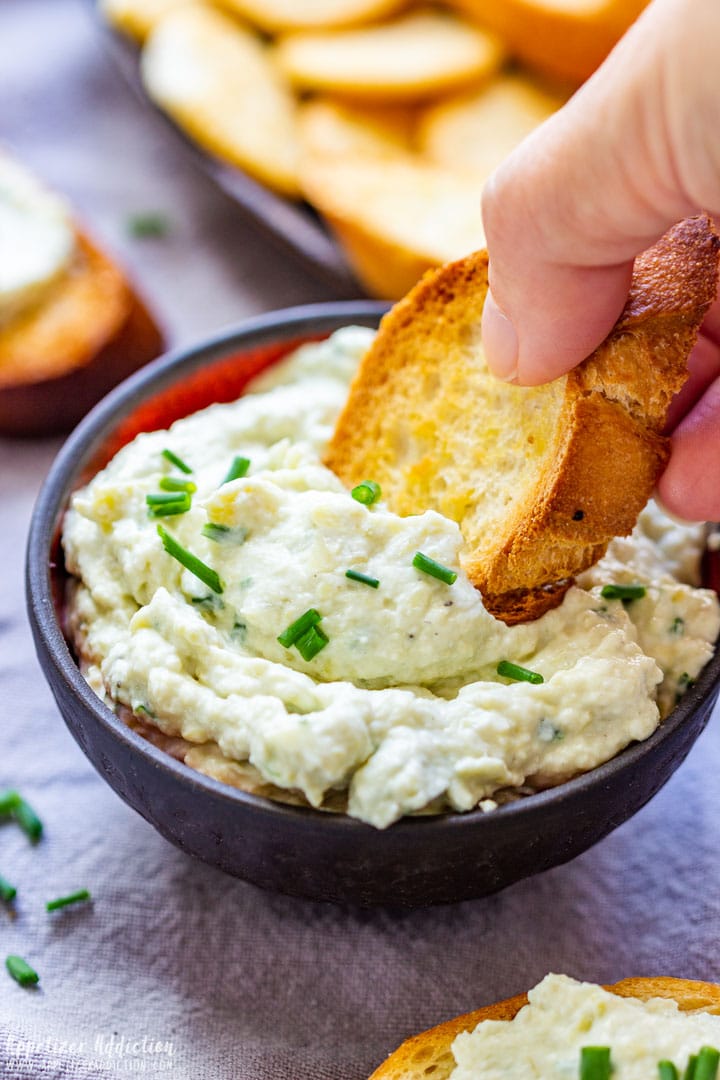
<box><xmin>141</xmin><ymin>5</ymin><xmax>301</xmax><ymax>198</ymax></box>
<box><xmin>418</xmin><ymin>72</ymin><xmax>567</xmax><ymax>178</ymax></box>
<box><xmin>0</xmin><ymin>231</ymin><xmax>163</xmax><ymax>436</ymax></box>
<box><xmin>370</xmin><ymin>977</ymin><xmax>720</xmax><ymax>1080</ymax></box>
<box><xmin>300</xmin><ymin>155</ymin><xmax>486</xmax><ymax>299</ymax></box>
<box><xmin>275</xmin><ymin>10</ymin><xmax>504</xmax><ymax>103</ymax></box>
<box><xmin>325</xmin><ymin>216</ymin><xmax>720</xmax><ymax>623</ymax></box>
<box><xmin>298</xmin><ymin>99</ymin><xmax>416</xmax><ymax>161</ymax></box>
<box><xmin>448</xmin><ymin>0</ymin><xmax>647</xmax><ymax>85</ymax></box>
<box><xmin>221</xmin><ymin>0</ymin><xmax>409</xmax><ymax>34</ymax></box>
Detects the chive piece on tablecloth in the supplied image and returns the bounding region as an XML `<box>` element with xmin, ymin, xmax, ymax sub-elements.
<box><xmin>0</xmin><ymin>791</ymin><xmax>20</xmax><ymax>816</ymax></box>
<box><xmin>5</xmin><ymin>955</ymin><xmax>39</xmax><ymax>988</ymax></box>
<box><xmin>46</xmin><ymin>889</ymin><xmax>91</xmax><ymax>912</ymax></box>
<box><xmin>0</xmin><ymin>875</ymin><xmax>17</xmax><ymax>903</ymax></box>
<box><xmin>127</xmin><ymin>212</ymin><xmax>170</xmax><ymax>238</ymax></box>
<box><xmin>14</xmin><ymin>798</ymin><xmax>43</xmax><ymax>843</ymax></box>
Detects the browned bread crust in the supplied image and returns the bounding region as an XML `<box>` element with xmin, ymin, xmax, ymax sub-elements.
<box><xmin>369</xmin><ymin>977</ymin><xmax>720</xmax><ymax>1080</ymax></box>
<box><xmin>325</xmin><ymin>216</ymin><xmax>719</xmax><ymax>623</ymax></box>
<box><xmin>0</xmin><ymin>231</ymin><xmax>163</xmax><ymax>436</ymax></box>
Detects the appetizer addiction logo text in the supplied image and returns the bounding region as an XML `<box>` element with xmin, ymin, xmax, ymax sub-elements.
<box><xmin>94</xmin><ymin>1033</ymin><xmax>175</xmax><ymax>1071</ymax></box>
<box><xmin>4</xmin><ymin>1031</ymin><xmax>176</xmax><ymax>1072</ymax></box>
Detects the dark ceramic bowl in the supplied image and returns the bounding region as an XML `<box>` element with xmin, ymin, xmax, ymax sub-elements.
<box><xmin>26</xmin><ymin>302</ymin><xmax>720</xmax><ymax>907</ymax></box>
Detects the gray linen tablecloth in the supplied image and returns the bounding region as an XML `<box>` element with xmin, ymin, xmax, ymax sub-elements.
<box><xmin>2</xmin><ymin>2</ymin><xmax>720</xmax><ymax>1077</ymax></box>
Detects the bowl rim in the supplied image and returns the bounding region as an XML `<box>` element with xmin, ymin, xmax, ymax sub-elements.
<box><xmin>26</xmin><ymin>299</ymin><xmax>720</xmax><ymax>835</ymax></box>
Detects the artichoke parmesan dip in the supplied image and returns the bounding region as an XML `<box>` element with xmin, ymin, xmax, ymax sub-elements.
<box><xmin>450</xmin><ymin>974</ymin><xmax>720</xmax><ymax>1080</ymax></box>
<box><xmin>62</xmin><ymin>327</ymin><xmax>720</xmax><ymax>829</ymax></box>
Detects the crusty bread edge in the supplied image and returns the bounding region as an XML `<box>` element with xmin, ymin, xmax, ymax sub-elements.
<box><xmin>369</xmin><ymin>977</ymin><xmax>720</xmax><ymax>1080</ymax></box>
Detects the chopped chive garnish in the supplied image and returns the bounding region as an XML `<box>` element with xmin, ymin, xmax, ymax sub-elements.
<box><xmin>191</xmin><ymin>595</ymin><xmax>224</xmax><ymax>614</ymax></box>
<box><xmin>278</xmin><ymin>609</ymin><xmax>321</xmax><ymax>649</ymax></box>
<box><xmin>580</xmin><ymin>1046</ymin><xmax>611</xmax><ymax>1080</ymax></box>
<box><xmin>0</xmin><ymin>790</ymin><xmax>20</xmax><ymax>815</ymax></box>
<box><xmin>670</xmin><ymin>616</ymin><xmax>685</xmax><ymax>636</ymax></box>
<box><xmin>696</xmin><ymin>1048</ymin><xmax>720</xmax><ymax>1080</ymax></box>
<box><xmin>677</xmin><ymin>672</ymin><xmax>693</xmax><ymax>691</ymax></box>
<box><xmin>412</xmin><ymin>551</ymin><xmax>457</xmax><ymax>585</ymax></box>
<box><xmin>0</xmin><ymin>876</ymin><xmax>16</xmax><ymax>902</ymax></box>
<box><xmin>223</xmin><ymin>456</ymin><xmax>251</xmax><ymax>484</ymax></box>
<box><xmin>202</xmin><ymin>523</ymin><xmax>231</xmax><ymax>541</ymax></box>
<box><xmin>351</xmin><ymin>480</ymin><xmax>381</xmax><ymax>505</ymax></box>
<box><xmin>295</xmin><ymin>624</ymin><xmax>329</xmax><ymax>662</ymax></box>
<box><xmin>5</xmin><ymin>955</ymin><xmax>39</xmax><ymax>987</ymax></box>
<box><xmin>686</xmin><ymin>1056</ymin><xmax>699</xmax><ymax>1080</ymax></box>
<box><xmin>659</xmin><ymin>1064</ymin><xmax>679</xmax><ymax>1080</ymax></box>
<box><xmin>497</xmin><ymin>660</ymin><xmax>544</xmax><ymax>685</ymax></box>
<box><xmin>600</xmin><ymin>583</ymin><xmax>646</xmax><ymax>601</ymax></box>
<box><xmin>157</xmin><ymin>525</ymin><xmax>224</xmax><ymax>594</ymax></box>
<box><xmin>14</xmin><ymin>798</ymin><xmax>43</xmax><ymax>843</ymax></box>
<box><xmin>159</xmin><ymin>476</ymin><xmax>196</xmax><ymax>493</ymax></box>
<box><xmin>161</xmin><ymin>448</ymin><xmax>192</xmax><ymax>474</ymax></box>
<box><xmin>46</xmin><ymin>889</ymin><xmax>91</xmax><ymax>912</ymax></box>
<box><xmin>146</xmin><ymin>492</ymin><xmax>191</xmax><ymax>508</ymax></box>
<box><xmin>345</xmin><ymin>569</ymin><xmax>380</xmax><ymax>589</ymax></box>
<box><xmin>148</xmin><ymin>502</ymin><xmax>191</xmax><ymax>519</ymax></box>
<box><xmin>201</xmin><ymin>522</ymin><xmax>247</xmax><ymax>545</ymax></box>
<box><xmin>127</xmin><ymin>212</ymin><xmax>170</xmax><ymax>238</ymax></box>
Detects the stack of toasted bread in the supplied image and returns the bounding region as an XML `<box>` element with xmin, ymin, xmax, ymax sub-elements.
<box><xmin>101</xmin><ymin>0</ymin><xmax>648</xmax><ymax>298</ymax></box>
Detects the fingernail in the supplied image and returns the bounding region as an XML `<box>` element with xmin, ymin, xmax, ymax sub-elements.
<box><xmin>482</xmin><ymin>290</ymin><xmax>519</xmax><ymax>382</ymax></box>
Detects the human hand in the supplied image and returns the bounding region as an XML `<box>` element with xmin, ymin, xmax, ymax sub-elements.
<box><xmin>480</xmin><ymin>0</ymin><xmax>720</xmax><ymax>520</ymax></box>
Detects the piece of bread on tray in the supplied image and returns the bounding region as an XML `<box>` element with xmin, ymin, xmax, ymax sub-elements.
<box><xmin>298</xmin><ymin>98</ymin><xmax>416</xmax><ymax>161</ymax></box>
<box><xmin>418</xmin><ymin>71</ymin><xmax>567</xmax><ymax>178</ymax></box>
<box><xmin>448</xmin><ymin>0</ymin><xmax>648</xmax><ymax>85</ymax></box>
<box><xmin>222</xmin><ymin>0</ymin><xmax>409</xmax><ymax>34</ymax></box>
<box><xmin>300</xmin><ymin>154</ymin><xmax>486</xmax><ymax>299</ymax></box>
<box><xmin>141</xmin><ymin>5</ymin><xmax>301</xmax><ymax>198</ymax></box>
<box><xmin>325</xmin><ymin>215</ymin><xmax>720</xmax><ymax>623</ymax></box>
<box><xmin>369</xmin><ymin>977</ymin><xmax>720</xmax><ymax>1080</ymax></box>
<box><xmin>275</xmin><ymin>9</ymin><xmax>504</xmax><ymax>103</ymax></box>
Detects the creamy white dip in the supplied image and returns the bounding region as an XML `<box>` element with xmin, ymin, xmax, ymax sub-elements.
<box><xmin>62</xmin><ymin>328</ymin><xmax>720</xmax><ymax>828</ymax></box>
<box><xmin>0</xmin><ymin>153</ymin><xmax>76</xmax><ymax>326</ymax></box>
<box><xmin>451</xmin><ymin>974</ymin><xmax>720</xmax><ymax>1079</ymax></box>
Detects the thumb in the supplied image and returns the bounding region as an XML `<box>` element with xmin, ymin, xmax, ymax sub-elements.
<box><xmin>481</xmin><ymin>0</ymin><xmax>720</xmax><ymax>386</ymax></box>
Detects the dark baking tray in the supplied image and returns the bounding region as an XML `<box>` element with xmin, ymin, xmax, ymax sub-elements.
<box><xmin>89</xmin><ymin>2</ymin><xmax>365</xmax><ymax>299</ymax></box>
